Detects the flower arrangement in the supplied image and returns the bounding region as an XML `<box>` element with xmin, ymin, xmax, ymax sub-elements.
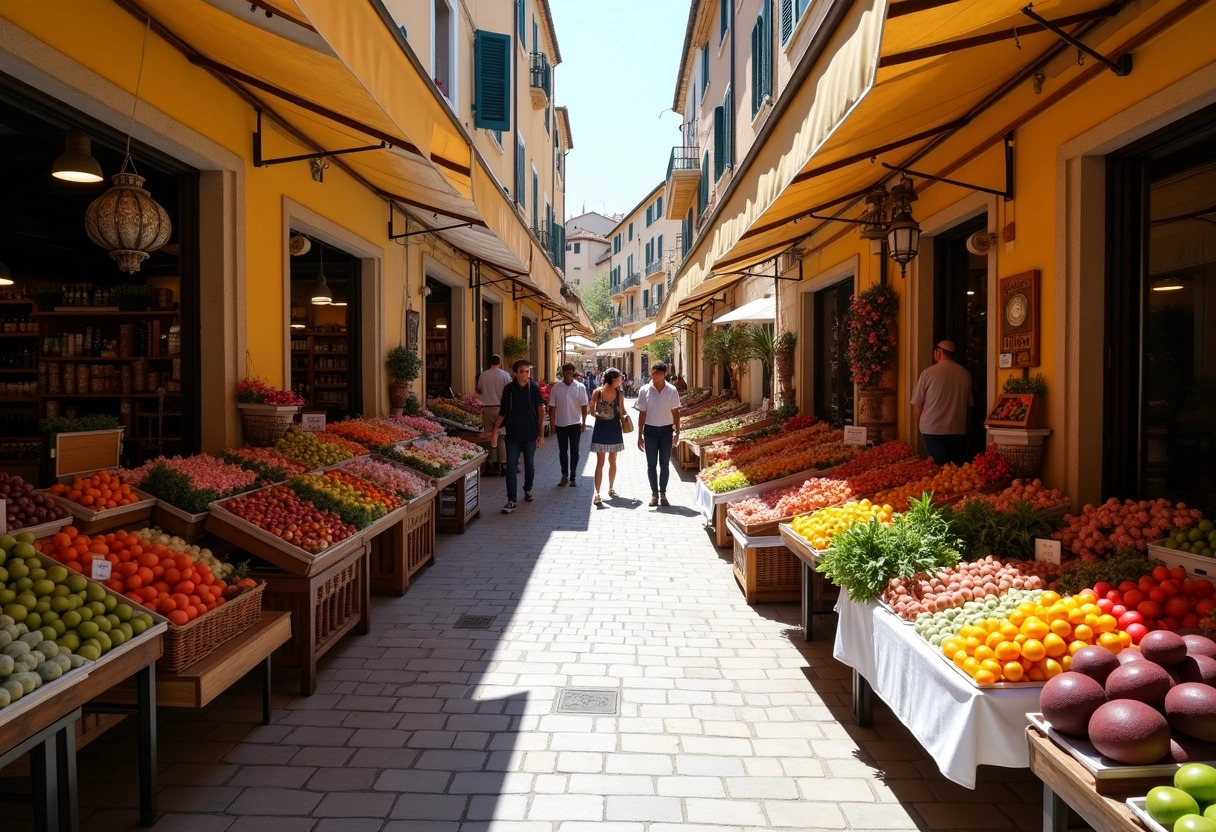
<box><xmin>427</xmin><ymin>400</ymin><xmax>482</xmax><ymax>428</ymax></box>
<box><xmin>326</xmin><ymin>421</ymin><xmax>397</xmax><ymax>447</ymax></box>
<box><xmin>459</xmin><ymin>393</ymin><xmax>483</xmax><ymax>411</ymax></box>
<box><xmin>235</xmin><ymin>377</ymin><xmax>305</xmax><ymax>406</ymax></box>
<box><xmin>374</xmin><ymin>444</ymin><xmax>454</xmax><ymax>478</ymax></box>
<box><xmin>361</xmin><ymin>418</ymin><xmax>420</xmax><ymax>444</ymax></box>
<box><xmin>682</xmin><ymin>400</ymin><xmax>750</xmax><ymax>429</ymax></box>
<box><xmin>828</xmin><ymin>441</ymin><xmax>915</xmax><ymax>479</ymax></box>
<box><xmin>423</xmin><ymin>436</ymin><xmax>484</xmax><ymax>460</ymax></box>
<box><xmin>121</xmin><ymin>454</ymin><xmax>259</xmax><ymax>514</ymax></box>
<box><xmin>314</xmin><ymin>432</ymin><xmax>370</xmax><ymax>457</ymax></box>
<box><xmin>840</xmin><ymin>457</ymin><xmax>938</xmax><ymax>499</ymax></box>
<box><xmin>704</xmin><ymin>442</ymin><xmax>857</xmax><ymax>493</ymax></box>
<box><xmin>699</xmin><ymin>424</ymin><xmax>836</xmax><ymax>481</ymax></box>
<box><xmin>845</xmin><ymin>284</ymin><xmax>899</xmax><ymax>387</ymax></box>
<box><xmin>682</xmin><ymin>411</ymin><xmax>769</xmax><ymax>441</ymax></box>
<box><xmin>343</xmin><ymin>458</ymin><xmax>431</xmax><ymax>500</ymax></box>
<box><xmin>410</xmin><ymin>439</ymin><xmax>468</xmax><ymax>468</ymax></box>
<box><xmin>781</xmin><ymin>415</ymin><xmax>819</xmax><ymax>433</ymax></box>
<box><xmin>381</xmin><ymin>414</ymin><xmax>443</xmax><ymax>435</ymax></box>
<box><xmin>217</xmin><ymin>447</ymin><xmax>307</xmax><ymax>481</ymax></box>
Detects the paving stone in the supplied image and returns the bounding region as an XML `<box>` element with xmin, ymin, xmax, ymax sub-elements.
<box><xmin>605</xmin><ymin>795</ymin><xmax>683</xmax><ymax>822</ymax></box>
<box><xmin>226</xmin><ymin>788</ymin><xmax>323</xmax><ymax>816</ymax></box>
<box><xmin>226</xmin><ymin>819</ymin><xmax>314</xmax><ymax>832</ymax></box>
<box><xmin>391</xmin><ymin>792</ymin><xmax>470</xmax><ymax>820</ymax></box>
<box><xmin>685</xmin><ymin>798</ymin><xmax>767</xmax><ymax>825</ymax></box>
<box><xmin>312</xmin><ymin>791</ymin><xmax>396</xmax><ymax>817</ymax></box>
<box><xmin>529</xmin><ymin>794</ymin><xmax>603</xmax><ymax>821</ymax></box>
<box><xmin>307</xmin><ymin>767</ymin><xmax>378</xmax><ymax>791</ymax></box>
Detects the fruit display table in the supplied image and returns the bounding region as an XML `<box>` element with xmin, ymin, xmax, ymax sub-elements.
<box><xmin>694</xmin><ymin>466</ymin><xmax>837</xmax><ymax>549</ymax></box>
<box><xmin>369</xmin><ymin>491</ymin><xmax>437</xmax><ymax>595</ymax></box>
<box><xmin>1028</xmin><ymin>725</ymin><xmax>1143</xmax><ymax>832</ymax></box>
<box><xmin>251</xmin><ymin>541</ymin><xmax>370</xmax><ymax>696</ymax></box>
<box><xmin>778</xmin><ymin>523</ymin><xmax>841</xmax><ymax>641</ymax></box>
<box><xmin>833</xmin><ymin>589</ymin><xmax>1042</xmax><ymax>788</ymax></box>
<box><xmin>433</xmin><ymin>455</ymin><xmax>484</xmax><ymax>534</ymax></box>
<box><xmin>0</xmin><ymin>707</ymin><xmax>80</xmax><ymax>832</ymax></box>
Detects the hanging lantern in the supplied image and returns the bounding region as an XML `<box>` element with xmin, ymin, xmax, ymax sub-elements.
<box><xmin>84</xmin><ymin>170</ymin><xmax>172</xmax><ymax>273</ymax></box>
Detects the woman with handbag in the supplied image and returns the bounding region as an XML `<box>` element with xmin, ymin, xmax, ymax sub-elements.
<box><xmin>589</xmin><ymin>367</ymin><xmax>628</xmax><ymax>505</ymax></box>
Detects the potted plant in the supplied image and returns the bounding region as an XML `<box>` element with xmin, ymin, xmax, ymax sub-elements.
<box><xmin>236</xmin><ymin>377</ymin><xmax>306</xmax><ymax>446</ymax></box>
<box><xmin>775</xmin><ymin>331</ymin><xmax>797</xmax><ymax>377</ymax></box>
<box><xmin>31</xmin><ymin>284</ymin><xmax>63</xmax><ymax>312</ymax></box>
<box><xmin>986</xmin><ymin>373</ymin><xmax>1051</xmax><ymax>478</ymax></box>
<box><xmin>113</xmin><ymin>283</ymin><xmax>155</xmax><ymax>311</ymax></box>
<box><xmin>386</xmin><ymin>345</ymin><xmax>423</xmax><ymax>411</ymax></box>
<box><xmin>703</xmin><ymin>324</ymin><xmax>761</xmax><ymax>400</ymax></box>
<box><xmin>502</xmin><ymin>334</ymin><xmax>530</xmax><ymax>366</ymax></box>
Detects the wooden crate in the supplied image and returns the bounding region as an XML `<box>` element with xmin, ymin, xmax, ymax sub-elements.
<box><xmin>151</xmin><ymin>501</ymin><xmax>209</xmax><ymax>541</ymax></box>
<box><xmin>252</xmin><ymin>541</ymin><xmax>369</xmax><ymax>696</ymax></box>
<box><xmin>370</xmin><ymin>496</ymin><xmax>437</xmax><ymax>595</ymax></box>
<box><xmin>435</xmin><ymin>461</ymin><xmax>481</xmax><ymax>534</ymax></box>
<box><xmin>729</xmin><ymin>520</ymin><xmax>801</xmax><ymax>603</ymax></box>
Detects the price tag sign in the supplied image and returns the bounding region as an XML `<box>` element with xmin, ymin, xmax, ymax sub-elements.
<box><xmin>90</xmin><ymin>558</ymin><xmax>113</xmax><ymax>581</ymax></box>
<box><xmin>1035</xmin><ymin>537</ymin><xmax>1062</xmax><ymax>565</ymax></box>
<box><xmin>300</xmin><ymin>413</ymin><xmax>326</xmax><ymax>432</ymax></box>
<box><xmin>999</xmin><ymin>352</ymin><xmax>1014</xmax><ymax>369</ymax></box>
<box><xmin>843</xmin><ymin>426</ymin><xmax>868</xmax><ymax>446</ymax></box>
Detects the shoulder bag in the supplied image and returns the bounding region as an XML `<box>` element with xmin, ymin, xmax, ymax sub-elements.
<box><xmin>620</xmin><ymin>396</ymin><xmax>635</xmax><ymax>434</ymax></box>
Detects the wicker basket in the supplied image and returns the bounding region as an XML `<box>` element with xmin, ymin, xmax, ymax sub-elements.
<box><xmin>316</xmin><ymin>560</ymin><xmax>362</xmax><ymax>645</ymax></box>
<box><xmin>157</xmin><ymin>581</ymin><xmax>266</xmax><ymax>673</ymax></box>
<box><xmin>732</xmin><ymin>536</ymin><xmax>801</xmax><ymax>603</ymax></box>
<box><xmin>241</xmin><ymin>413</ymin><xmax>294</xmax><ymax>447</ymax></box>
<box><xmin>994</xmin><ymin>442</ymin><xmax>1046</xmax><ymax>479</ymax></box>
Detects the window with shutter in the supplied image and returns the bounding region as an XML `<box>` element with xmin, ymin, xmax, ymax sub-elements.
<box><xmin>719</xmin><ymin>0</ymin><xmax>728</xmax><ymax>43</ymax></box>
<box><xmin>643</xmin><ymin>289</ymin><xmax>649</xmax><ymax>309</ymax></box>
<box><xmin>779</xmin><ymin>0</ymin><xmax>794</xmax><ymax>43</ymax></box>
<box><xmin>515</xmin><ymin>133</ymin><xmax>525</xmax><ymax>207</ymax></box>
<box><xmin>628</xmin><ymin>223</ymin><xmax>634</xmax><ymax>241</ymax></box>
<box><xmin>724</xmin><ymin>88</ymin><xmax>733</xmax><ymax>171</ymax></box>
<box><xmin>713</xmin><ymin>105</ymin><xmax>724</xmax><ymax>180</ymax></box>
<box><xmin>700</xmin><ymin>46</ymin><xmax>709</xmax><ymax>98</ymax></box>
<box><xmin>657</xmin><ymin>195</ymin><xmax>663</xmax><ymax>216</ymax></box>
<box><xmin>531</xmin><ymin>169</ymin><xmax>538</xmax><ymax>230</ymax></box>
<box><xmin>751</xmin><ymin>17</ymin><xmax>762</xmax><ymax>117</ymax></box>
<box><xmin>517</xmin><ymin>0</ymin><xmax>525</xmax><ymax>45</ymax></box>
<box><xmin>657</xmin><ymin>234</ymin><xmax>663</xmax><ymax>260</ymax></box>
<box><xmin>761</xmin><ymin>0</ymin><xmax>773</xmax><ymax>101</ymax></box>
<box><xmin>474</xmin><ymin>30</ymin><xmax>511</xmax><ymax>131</ymax></box>
<box><xmin>682</xmin><ymin>212</ymin><xmax>692</xmax><ymax>256</ymax></box>
<box><xmin>699</xmin><ymin>153</ymin><xmax>709</xmax><ymax>214</ymax></box>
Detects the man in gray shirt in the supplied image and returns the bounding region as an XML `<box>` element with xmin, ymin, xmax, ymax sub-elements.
<box><xmin>910</xmin><ymin>340</ymin><xmax>972</xmax><ymax>467</ymax></box>
<box><xmin>477</xmin><ymin>354</ymin><xmax>512</xmax><ymax>476</ymax></box>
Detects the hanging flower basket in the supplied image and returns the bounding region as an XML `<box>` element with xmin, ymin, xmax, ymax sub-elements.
<box><xmin>845</xmin><ymin>285</ymin><xmax>899</xmax><ymax>388</ymax></box>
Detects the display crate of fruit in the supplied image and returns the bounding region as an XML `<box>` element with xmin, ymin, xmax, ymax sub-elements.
<box><xmin>4</xmin><ymin>515</ymin><xmax>72</xmax><ymax>542</ymax></box>
<box><xmin>0</xmin><ymin>649</ymin><xmax>96</xmax><ymax>729</ymax></box>
<box><xmin>725</xmin><ymin>517</ymin><xmax>800</xmax><ymax>604</ymax></box>
<box><xmin>150</xmin><ymin>501</ymin><xmax>210</xmax><ymax>542</ymax></box>
<box><xmin>43</xmin><ymin>477</ymin><xmax>156</xmax><ymax>536</ymax></box>
<box><xmin>1</xmin><ymin>472</ymin><xmax>74</xmax><ymax>538</ymax></box>
<box><xmin>368</xmin><ymin>491</ymin><xmax>436</xmax><ymax>596</ymax></box>
<box><xmin>1028</xmin><ymin>713</ymin><xmax>1198</xmax><ymax>790</ymax></box>
<box><xmin>206</xmin><ymin>484</ymin><xmax>365</xmax><ymax>578</ymax></box>
<box><xmin>1148</xmin><ymin>539</ymin><xmax>1216</xmax><ymax>580</ymax></box>
<box><xmin>151</xmin><ymin>581</ymin><xmax>265</xmax><ymax>673</ymax></box>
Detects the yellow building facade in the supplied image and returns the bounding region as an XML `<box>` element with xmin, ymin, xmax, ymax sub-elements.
<box><xmin>0</xmin><ymin>0</ymin><xmax>588</xmax><ymax>455</ymax></box>
<box><xmin>662</xmin><ymin>0</ymin><xmax>1216</xmax><ymax>508</ymax></box>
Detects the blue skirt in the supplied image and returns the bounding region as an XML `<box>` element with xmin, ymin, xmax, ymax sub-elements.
<box><xmin>590</xmin><ymin>415</ymin><xmax>624</xmax><ymax>453</ymax></box>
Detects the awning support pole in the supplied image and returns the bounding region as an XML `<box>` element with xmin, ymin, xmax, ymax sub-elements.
<box><xmin>254</xmin><ymin>110</ymin><xmax>387</xmax><ymax>168</ymax></box>
<box><xmin>1021</xmin><ymin>4</ymin><xmax>1133</xmax><ymax>76</ymax></box>
<box><xmin>882</xmin><ymin>132</ymin><xmax>1015</xmax><ymax>201</ymax></box>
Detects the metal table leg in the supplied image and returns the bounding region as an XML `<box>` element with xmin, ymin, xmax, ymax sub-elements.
<box><xmin>801</xmin><ymin>562</ymin><xmax>813</xmax><ymax>642</ymax></box>
<box><xmin>137</xmin><ymin>664</ymin><xmax>157</xmax><ymax>826</ymax></box>
<box><xmin>29</xmin><ymin>737</ymin><xmax>57</xmax><ymax>832</ymax></box>
<box><xmin>262</xmin><ymin>655</ymin><xmax>273</xmax><ymax>726</ymax></box>
<box><xmin>56</xmin><ymin>721</ymin><xmax>79</xmax><ymax>832</ymax></box>
<box><xmin>1042</xmin><ymin>782</ymin><xmax>1070</xmax><ymax>832</ymax></box>
<box><xmin>852</xmin><ymin>667</ymin><xmax>873</xmax><ymax>727</ymax></box>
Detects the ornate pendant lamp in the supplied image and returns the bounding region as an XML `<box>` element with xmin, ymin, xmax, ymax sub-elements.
<box><xmin>83</xmin><ymin>18</ymin><xmax>171</xmax><ymax>274</ymax></box>
<box><xmin>885</xmin><ymin>176</ymin><xmax>921</xmax><ymax>279</ymax></box>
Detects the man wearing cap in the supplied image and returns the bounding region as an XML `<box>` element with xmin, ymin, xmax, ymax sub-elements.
<box><xmin>910</xmin><ymin>340</ymin><xmax>973</xmax><ymax>467</ymax></box>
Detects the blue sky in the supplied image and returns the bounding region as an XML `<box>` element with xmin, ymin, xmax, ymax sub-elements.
<box><xmin>550</xmin><ymin>0</ymin><xmax>688</xmax><ymax>219</ymax></box>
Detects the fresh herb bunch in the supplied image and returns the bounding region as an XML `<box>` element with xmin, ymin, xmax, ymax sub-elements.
<box><xmin>1002</xmin><ymin>373</ymin><xmax>1047</xmax><ymax>396</ymax></box>
<box><xmin>817</xmin><ymin>494</ymin><xmax>961</xmax><ymax>601</ymax></box>
<box><xmin>217</xmin><ymin>450</ymin><xmax>290</xmax><ymax>484</ymax></box>
<box><xmin>1053</xmin><ymin>549</ymin><xmax>1155</xmax><ymax>595</ymax></box>
<box><xmin>942</xmin><ymin>499</ymin><xmax>1064</xmax><ymax>560</ymax></box>
<box><xmin>39</xmin><ymin>414</ymin><xmax>120</xmax><ymax>435</ymax></box>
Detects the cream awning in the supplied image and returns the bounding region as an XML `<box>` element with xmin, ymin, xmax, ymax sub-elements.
<box><xmin>124</xmin><ymin>0</ymin><xmax>567</xmax><ymax>305</ymax></box>
<box><xmin>566</xmin><ymin>335</ymin><xmax>599</xmax><ymax>350</ymax></box>
<box><xmin>713</xmin><ymin>296</ymin><xmax>775</xmax><ymax>324</ymax></box>
<box><xmin>595</xmin><ymin>334</ymin><xmax>635</xmax><ymax>353</ymax></box>
<box><xmin>629</xmin><ymin>322</ymin><xmax>659</xmax><ymax>348</ymax></box>
<box><xmin>677</xmin><ymin>0</ymin><xmax>1123</xmax><ymax>277</ymax></box>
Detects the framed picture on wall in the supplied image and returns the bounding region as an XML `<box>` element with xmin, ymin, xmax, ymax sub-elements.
<box><xmin>984</xmin><ymin>393</ymin><xmax>1041</xmax><ymax>428</ymax></box>
<box><xmin>406</xmin><ymin>310</ymin><xmax>420</xmax><ymax>350</ymax></box>
<box><xmin>997</xmin><ymin>270</ymin><xmax>1040</xmax><ymax>368</ymax></box>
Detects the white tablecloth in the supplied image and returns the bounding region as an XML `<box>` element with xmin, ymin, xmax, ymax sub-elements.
<box><xmin>695</xmin><ymin>480</ymin><xmax>715</xmax><ymax>520</ymax></box>
<box><xmin>833</xmin><ymin>590</ymin><xmax>1042</xmax><ymax>788</ymax></box>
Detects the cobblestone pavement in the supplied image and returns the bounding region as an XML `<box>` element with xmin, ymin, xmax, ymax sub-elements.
<box><xmin>51</xmin><ymin>435</ymin><xmax>1042</xmax><ymax>831</ymax></box>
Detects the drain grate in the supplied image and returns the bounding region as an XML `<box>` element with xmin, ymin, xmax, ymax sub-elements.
<box><xmin>453</xmin><ymin>615</ymin><xmax>496</xmax><ymax>630</ymax></box>
<box><xmin>556</xmin><ymin>688</ymin><xmax>620</xmax><ymax>715</ymax></box>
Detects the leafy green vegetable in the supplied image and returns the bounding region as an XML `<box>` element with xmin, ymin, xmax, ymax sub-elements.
<box><xmin>817</xmin><ymin>494</ymin><xmax>962</xmax><ymax>601</ymax></box>
<box><xmin>137</xmin><ymin>463</ymin><xmax>224</xmax><ymax>514</ymax></box>
<box><xmin>1054</xmin><ymin>550</ymin><xmax>1155</xmax><ymax>595</ymax></box>
<box><xmin>40</xmin><ymin>414</ymin><xmax>120</xmax><ymax>435</ymax></box>
<box><xmin>942</xmin><ymin>499</ymin><xmax>1064</xmax><ymax>560</ymax></box>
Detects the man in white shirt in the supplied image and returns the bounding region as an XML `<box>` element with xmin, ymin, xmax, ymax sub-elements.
<box><xmin>636</xmin><ymin>361</ymin><xmax>682</xmax><ymax>507</ymax></box>
<box><xmin>548</xmin><ymin>363</ymin><xmax>590</xmax><ymax>487</ymax></box>
<box><xmin>477</xmin><ymin>354</ymin><xmax>512</xmax><ymax>476</ymax></box>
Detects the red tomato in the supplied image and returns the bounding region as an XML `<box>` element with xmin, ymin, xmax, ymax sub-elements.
<box><xmin>1097</xmin><ymin>598</ymin><xmax>1115</xmax><ymax>614</ymax></box>
<box><xmin>1126</xmin><ymin>623</ymin><xmax>1148</xmax><ymax>644</ymax></box>
<box><xmin>1138</xmin><ymin>600</ymin><xmax>1163</xmax><ymax>619</ymax></box>
<box><xmin>1093</xmin><ymin>582</ymin><xmax>1113</xmax><ymax>598</ymax></box>
<box><xmin>1165</xmin><ymin>597</ymin><xmax>1192</xmax><ymax>619</ymax></box>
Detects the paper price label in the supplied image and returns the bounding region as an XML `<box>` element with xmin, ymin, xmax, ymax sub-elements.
<box><xmin>301</xmin><ymin>413</ymin><xmax>326</xmax><ymax>432</ymax></box>
<box><xmin>1034</xmin><ymin>538</ymin><xmax>1062</xmax><ymax>565</ymax></box>
<box><xmin>999</xmin><ymin>353</ymin><xmax>1014</xmax><ymax>369</ymax></box>
<box><xmin>90</xmin><ymin>559</ymin><xmax>113</xmax><ymax>581</ymax></box>
<box><xmin>843</xmin><ymin>426</ymin><xmax>868</xmax><ymax>446</ymax></box>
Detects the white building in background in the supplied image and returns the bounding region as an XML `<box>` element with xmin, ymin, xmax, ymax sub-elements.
<box><xmin>563</xmin><ymin>228</ymin><xmax>610</xmax><ymax>286</ymax></box>
<box><xmin>566</xmin><ymin>210</ymin><xmax>618</xmax><ymax>239</ymax></box>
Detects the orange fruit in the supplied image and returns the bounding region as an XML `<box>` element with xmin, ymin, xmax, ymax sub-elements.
<box><xmin>1002</xmin><ymin>661</ymin><xmax>1024</xmax><ymax>682</ymax></box>
<box><xmin>1049</xmin><ymin>619</ymin><xmax>1072</xmax><ymax>638</ymax></box>
<box><xmin>1021</xmin><ymin>638</ymin><xmax>1046</xmax><ymax>662</ymax></box>
<box><xmin>995</xmin><ymin>641</ymin><xmax>1021</xmax><ymax>662</ymax></box>
<box><xmin>1096</xmin><ymin>615</ymin><xmax>1118</xmax><ymax>634</ymax></box>
<box><xmin>1043</xmin><ymin>633</ymin><xmax>1067</xmax><ymax>658</ymax></box>
<box><xmin>1097</xmin><ymin>632</ymin><xmax>1123</xmax><ymax>653</ymax></box>
<box><xmin>1072</xmin><ymin>624</ymin><xmax>1094</xmax><ymax>643</ymax></box>
<box><xmin>1043</xmin><ymin>658</ymin><xmax>1064</xmax><ymax>678</ymax></box>
<box><xmin>974</xmin><ymin>669</ymin><xmax>997</xmax><ymax>685</ymax></box>
<box><xmin>973</xmin><ymin>645</ymin><xmax>996</xmax><ymax>663</ymax></box>
<box><xmin>1021</xmin><ymin>617</ymin><xmax>1049</xmax><ymax>640</ymax></box>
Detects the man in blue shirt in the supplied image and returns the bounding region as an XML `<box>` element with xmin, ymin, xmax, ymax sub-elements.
<box><xmin>491</xmin><ymin>360</ymin><xmax>546</xmax><ymax>513</ymax></box>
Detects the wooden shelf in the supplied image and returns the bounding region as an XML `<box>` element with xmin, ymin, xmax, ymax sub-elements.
<box><xmin>0</xmin><ymin>332</ymin><xmax>38</xmax><ymax>338</ymax></box>
<box><xmin>40</xmin><ymin>356</ymin><xmax>173</xmax><ymax>362</ymax></box>
<box><xmin>33</xmin><ymin>308</ymin><xmax>178</xmax><ymax>317</ymax></box>
<box><xmin>0</xmin><ymin>367</ymin><xmax>38</xmax><ymax>373</ymax></box>
<box><xmin>1</xmin><ymin>397</ymin><xmax>38</xmax><ymax>403</ymax></box>
<box><xmin>40</xmin><ymin>393</ymin><xmax>177</xmax><ymax>399</ymax></box>
<box><xmin>0</xmin><ymin>299</ymin><xmax>33</xmax><ymax>305</ymax></box>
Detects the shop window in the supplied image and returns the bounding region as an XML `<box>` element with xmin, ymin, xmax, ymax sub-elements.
<box><xmin>289</xmin><ymin>238</ymin><xmax>363</xmax><ymax>423</ymax></box>
<box><xmin>1106</xmin><ymin>103</ymin><xmax>1216</xmax><ymax>510</ymax></box>
<box><xmin>814</xmin><ymin>278</ymin><xmax>854</xmax><ymax>427</ymax></box>
<box><xmin>425</xmin><ymin>279</ymin><xmax>453</xmax><ymax>397</ymax></box>
<box><xmin>433</xmin><ymin>0</ymin><xmax>456</xmax><ymax>104</ymax></box>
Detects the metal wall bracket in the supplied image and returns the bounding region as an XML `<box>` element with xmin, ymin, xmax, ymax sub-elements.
<box><xmin>1021</xmin><ymin>4</ymin><xmax>1132</xmax><ymax>76</ymax></box>
<box><xmin>883</xmin><ymin>132</ymin><xmax>1015</xmax><ymax>200</ymax></box>
<box><xmin>253</xmin><ymin>110</ymin><xmax>388</xmax><ymax>170</ymax></box>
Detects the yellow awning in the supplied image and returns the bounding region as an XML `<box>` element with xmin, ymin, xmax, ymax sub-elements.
<box><xmin>689</xmin><ymin>0</ymin><xmax>1121</xmax><ymax>275</ymax></box>
<box><xmin>127</xmin><ymin>0</ymin><xmax>567</xmax><ymax>302</ymax></box>
<box><xmin>674</xmin><ymin>272</ymin><xmax>746</xmax><ymax>316</ymax></box>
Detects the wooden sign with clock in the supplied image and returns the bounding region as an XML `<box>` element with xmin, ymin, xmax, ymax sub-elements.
<box><xmin>998</xmin><ymin>270</ymin><xmax>1040</xmax><ymax>368</ymax></box>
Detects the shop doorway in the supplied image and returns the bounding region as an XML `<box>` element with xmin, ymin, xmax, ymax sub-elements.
<box><xmin>813</xmin><ymin>277</ymin><xmax>854</xmax><ymax>427</ymax></box>
<box><xmin>0</xmin><ymin>75</ymin><xmax>199</xmax><ymax>473</ymax></box>
<box><xmin>481</xmin><ymin>299</ymin><xmax>495</xmax><ymax>368</ymax></box>
<box><xmin>1106</xmin><ymin>103</ymin><xmax>1216</xmax><ymax>511</ymax></box>
<box><xmin>425</xmin><ymin>278</ymin><xmax>452</xmax><ymax>398</ymax></box>
<box><xmin>933</xmin><ymin>216</ymin><xmax>989</xmax><ymax>461</ymax></box>
<box><xmin>288</xmin><ymin>237</ymin><xmax>362</xmax><ymax>421</ymax></box>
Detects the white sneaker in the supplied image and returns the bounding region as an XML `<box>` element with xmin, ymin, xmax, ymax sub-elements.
<box><xmin>501</xmin><ymin>502</ymin><xmax>517</xmax><ymax>514</ymax></box>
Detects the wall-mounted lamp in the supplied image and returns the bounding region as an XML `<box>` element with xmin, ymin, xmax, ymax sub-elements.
<box><xmin>52</xmin><ymin>129</ymin><xmax>104</xmax><ymax>183</ymax></box>
<box><xmin>1152</xmin><ymin>278</ymin><xmax>1184</xmax><ymax>292</ymax></box>
<box><xmin>0</xmin><ymin>260</ymin><xmax>13</xmax><ymax>286</ymax></box>
<box><xmin>290</xmin><ymin>322</ymin><xmax>306</xmax><ymax>329</ymax></box>
<box><xmin>885</xmin><ymin>177</ymin><xmax>921</xmax><ymax>279</ymax></box>
<box><xmin>435</xmin><ymin>317</ymin><xmax>448</xmax><ymax>329</ymax></box>
<box><xmin>858</xmin><ymin>187</ymin><xmax>889</xmax><ymax>256</ymax></box>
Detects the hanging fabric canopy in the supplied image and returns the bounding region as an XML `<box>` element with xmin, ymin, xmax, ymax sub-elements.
<box><xmin>713</xmin><ymin>297</ymin><xmax>775</xmax><ymax>324</ymax></box>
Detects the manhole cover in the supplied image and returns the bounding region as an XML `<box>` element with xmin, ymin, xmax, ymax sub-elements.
<box><xmin>557</xmin><ymin>688</ymin><xmax>619</xmax><ymax>715</ymax></box>
<box><xmin>453</xmin><ymin>615</ymin><xmax>496</xmax><ymax>629</ymax></box>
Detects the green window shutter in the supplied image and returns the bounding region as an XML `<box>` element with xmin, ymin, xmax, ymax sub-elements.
<box><xmin>720</xmin><ymin>0</ymin><xmax>728</xmax><ymax>42</ymax></box>
<box><xmin>474</xmin><ymin>30</ymin><xmax>511</xmax><ymax>131</ymax></box>
<box><xmin>751</xmin><ymin>17</ymin><xmax>762</xmax><ymax>118</ymax></box>
<box><xmin>531</xmin><ymin>170</ymin><xmax>538</xmax><ymax>229</ymax></box>
<box><xmin>700</xmin><ymin>47</ymin><xmax>709</xmax><ymax>97</ymax></box>
<box><xmin>699</xmin><ymin>153</ymin><xmax>709</xmax><ymax>214</ymax></box>
<box><xmin>657</xmin><ymin>234</ymin><xmax>663</xmax><ymax>259</ymax></box>
<box><xmin>657</xmin><ymin>195</ymin><xmax>663</xmax><ymax>215</ymax></box>
<box><xmin>713</xmin><ymin>105</ymin><xmax>724</xmax><ymax>180</ymax></box>
<box><xmin>779</xmin><ymin>0</ymin><xmax>794</xmax><ymax>43</ymax></box>
<box><xmin>724</xmin><ymin>89</ymin><xmax>733</xmax><ymax>171</ymax></box>
<box><xmin>517</xmin><ymin>0</ymin><xmax>525</xmax><ymax>44</ymax></box>
<box><xmin>763</xmin><ymin>0</ymin><xmax>774</xmax><ymax>101</ymax></box>
<box><xmin>643</xmin><ymin>289</ymin><xmax>649</xmax><ymax>309</ymax></box>
<box><xmin>515</xmin><ymin>138</ymin><xmax>525</xmax><ymax>207</ymax></box>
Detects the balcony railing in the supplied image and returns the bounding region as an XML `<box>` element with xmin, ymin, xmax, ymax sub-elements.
<box><xmin>531</xmin><ymin>225</ymin><xmax>550</xmax><ymax>250</ymax></box>
<box><xmin>644</xmin><ymin>257</ymin><xmax>665</xmax><ymax>277</ymax></box>
<box><xmin>666</xmin><ymin>145</ymin><xmax>700</xmax><ymax>179</ymax></box>
<box><xmin>622</xmin><ymin>272</ymin><xmax>641</xmax><ymax>290</ymax></box>
<box><xmin>530</xmin><ymin>53</ymin><xmax>551</xmax><ymax>108</ymax></box>
<box><xmin>646</xmin><ymin>303</ymin><xmax>661</xmax><ymax>319</ymax></box>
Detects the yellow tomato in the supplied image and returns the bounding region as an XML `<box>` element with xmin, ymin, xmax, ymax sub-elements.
<box><xmin>1021</xmin><ymin>639</ymin><xmax>1046</xmax><ymax>662</ymax></box>
<box><xmin>1097</xmin><ymin>632</ymin><xmax>1123</xmax><ymax>653</ymax></box>
<box><xmin>1043</xmin><ymin>633</ymin><xmax>1067</xmax><ymax>658</ymax></box>
<box><xmin>994</xmin><ymin>641</ymin><xmax>1021</xmax><ymax>662</ymax></box>
<box><xmin>1002</xmin><ymin>661</ymin><xmax>1024</xmax><ymax>682</ymax></box>
<box><xmin>1072</xmin><ymin>624</ymin><xmax>1094</xmax><ymax>644</ymax></box>
<box><xmin>1049</xmin><ymin>619</ymin><xmax>1072</xmax><ymax>638</ymax></box>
